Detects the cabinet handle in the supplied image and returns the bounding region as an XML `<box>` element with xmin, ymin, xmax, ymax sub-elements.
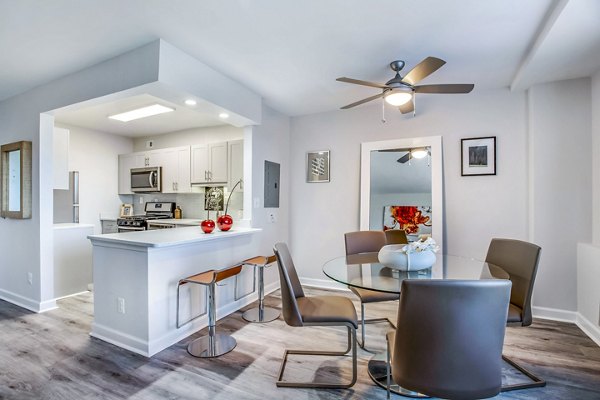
<box><xmin>204</xmin><ymin>171</ymin><xmax>207</xmax><ymax>181</ymax></box>
<box><xmin>209</xmin><ymin>171</ymin><xmax>212</xmax><ymax>181</ymax></box>
<box><xmin>175</xmin><ymin>182</ymin><xmax>178</xmax><ymax>191</ymax></box>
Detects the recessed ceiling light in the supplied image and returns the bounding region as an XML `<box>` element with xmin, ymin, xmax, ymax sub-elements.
<box><xmin>219</xmin><ymin>113</ymin><xmax>229</xmax><ymax>119</ymax></box>
<box><xmin>185</xmin><ymin>99</ymin><xmax>197</xmax><ymax>106</ymax></box>
<box><xmin>108</xmin><ymin>104</ymin><xmax>174</xmax><ymax>122</ymax></box>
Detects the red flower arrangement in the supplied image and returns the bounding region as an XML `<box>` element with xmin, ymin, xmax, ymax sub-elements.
<box><xmin>384</xmin><ymin>206</ymin><xmax>431</xmax><ymax>234</ymax></box>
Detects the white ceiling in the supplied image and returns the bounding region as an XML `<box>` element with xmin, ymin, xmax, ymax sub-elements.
<box><xmin>54</xmin><ymin>94</ymin><xmax>226</xmax><ymax>137</ymax></box>
<box><xmin>1</xmin><ymin>0</ymin><xmax>599</xmax><ymax>118</ymax></box>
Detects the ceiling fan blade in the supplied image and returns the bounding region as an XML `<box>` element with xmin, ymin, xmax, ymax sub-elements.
<box><xmin>397</xmin><ymin>153</ymin><xmax>411</xmax><ymax>163</ymax></box>
<box><xmin>340</xmin><ymin>92</ymin><xmax>385</xmax><ymax>109</ymax></box>
<box><xmin>415</xmin><ymin>84</ymin><xmax>474</xmax><ymax>94</ymax></box>
<box><xmin>336</xmin><ymin>77</ymin><xmax>388</xmax><ymax>89</ymax></box>
<box><xmin>398</xmin><ymin>100</ymin><xmax>415</xmax><ymax>114</ymax></box>
<box><xmin>402</xmin><ymin>57</ymin><xmax>446</xmax><ymax>86</ymax></box>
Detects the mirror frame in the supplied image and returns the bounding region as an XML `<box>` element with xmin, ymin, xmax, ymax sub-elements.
<box><xmin>1</xmin><ymin>140</ymin><xmax>32</xmax><ymax>219</ymax></box>
<box><xmin>360</xmin><ymin>136</ymin><xmax>443</xmax><ymax>253</ymax></box>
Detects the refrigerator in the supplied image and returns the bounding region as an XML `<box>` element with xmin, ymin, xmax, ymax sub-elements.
<box><xmin>53</xmin><ymin>171</ymin><xmax>79</xmax><ymax>223</ymax></box>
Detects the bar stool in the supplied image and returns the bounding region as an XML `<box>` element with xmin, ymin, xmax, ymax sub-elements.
<box><xmin>241</xmin><ymin>255</ymin><xmax>280</xmax><ymax>323</ymax></box>
<box><xmin>177</xmin><ymin>264</ymin><xmax>243</xmax><ymax>358</ymax></box>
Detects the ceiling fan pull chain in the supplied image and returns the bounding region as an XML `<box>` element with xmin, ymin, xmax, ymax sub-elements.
<box><xmin>381</xmin><ymin>97</ymin><xmax>386</xmax><ymax>123</ymax></box>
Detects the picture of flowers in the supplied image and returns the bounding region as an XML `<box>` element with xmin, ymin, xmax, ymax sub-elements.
<box><xmin>383</xmin><ymin>205</ymin><xmax>432</xmax><ymax>238</ymax></box>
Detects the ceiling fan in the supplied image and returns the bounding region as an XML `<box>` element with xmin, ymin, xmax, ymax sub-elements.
<box><xmin>336</xmin><ymin>57</ymin><xmax>474</xmax><ymax>115</ymax></box>
<box><xmin>397</xmin><ymin>148</ymin><xmax>429</xmax><ymax>164</ymax></box>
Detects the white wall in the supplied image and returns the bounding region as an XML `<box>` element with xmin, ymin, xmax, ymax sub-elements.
<box><xmin>528</xmin><ymin>78</ymin><xmax>592</xmax><ymax>312</ymax></box>
<box><xmin>289</xmin><ymin>89</ymin><xmax>529</xmax><ymax>283</ymax></box>
<box><xmin>132</xmin><ymin>125</ymin><xmax>243</xmax><ymax>152</ymax></box>
<box><xmin>56</xmin><ymin>123</ymin><xmax>133</xmax><ymax>233</ymax></box>
<box><xmin>593</xmin><ymin>70</ymin><xmax>600</xmax><ymax>245</ymax></box>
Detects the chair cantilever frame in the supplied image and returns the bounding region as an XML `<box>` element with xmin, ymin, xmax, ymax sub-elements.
<box><xmin>486</xmin><ymin>238</ymin><xmax>546</xmax><ymax>392</ymax></box>
<box><xmin>274</xmin><ymin>242</ymin><xmax>358</xmax><ymax>389</ymax></box>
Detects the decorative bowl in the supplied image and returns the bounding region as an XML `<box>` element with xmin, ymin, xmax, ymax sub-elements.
<box><xmin>378</xmin><ymin>244</ymin><xmax>436</xmax><ymax>271</ymax></box>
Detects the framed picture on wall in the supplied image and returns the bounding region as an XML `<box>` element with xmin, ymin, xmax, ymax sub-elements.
<box><xmin>461</xmin><ymin>136</ymin><xmax>496</xmax><ymax>176</ymax></box>
<box><xmin>306</xmin><ymin>150</ymin><xmax>330</xmax><ymax>183</ymax></box>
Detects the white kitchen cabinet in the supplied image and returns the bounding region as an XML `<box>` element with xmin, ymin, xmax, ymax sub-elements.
<box><xmin>228</xmin><ymin>140</ymin><xmax>243</xmax><ymax>189</ymax></box>
<box><xmin>191</xmin><ymin>142</ymin><xmax>228</xmax><ymax>184</ymax></box>
<box><xmin>161</xmin><ymin>147</ymin><xmax>191</xmax><ymax>193</ymax></box>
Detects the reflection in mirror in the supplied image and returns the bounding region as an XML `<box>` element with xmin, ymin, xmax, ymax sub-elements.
<box><xmin>8</xmin><ymin>150</ymin><xmax>21</xmax><ymax>212</ymax></box>
<box><xmin>360</xmin><ymin>136</ymin><xmax>443</xmax><ymax>253</ymax></box>
<box><xmin>369</xmin><ymin>147</ymin><xmax>432</xmax><ymax>241</ymax></box>
<box><xmin>1</xmin><ymin>141</ymin><xmax>32</xmax><ymax>219</ymax></box>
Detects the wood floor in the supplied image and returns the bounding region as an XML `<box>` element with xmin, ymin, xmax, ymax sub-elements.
<box><xmin>1</xmin><ymin>288</ymin><xmax>599</xmax><ymax>400</ymax></box>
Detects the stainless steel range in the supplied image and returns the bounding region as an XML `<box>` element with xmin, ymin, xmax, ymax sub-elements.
<box><xmin>117</xmin><ymin>202</ymin><xmax>175</xmax><ymax>232</ymax></box>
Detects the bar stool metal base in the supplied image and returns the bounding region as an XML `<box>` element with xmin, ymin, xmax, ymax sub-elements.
<box><xmin>242</xmin><ymin>307</ymin><xmax>280</xmax><ymax>323</ymax></box>
<box><xmin>367</xmin><ymin>353</ymin><xmax>430</xmax><ymax>398</ymax></box>
<box><xmin>187</xmin><ymin>334</ymin><xmax>237</xmax><ymax>358</ymax></box>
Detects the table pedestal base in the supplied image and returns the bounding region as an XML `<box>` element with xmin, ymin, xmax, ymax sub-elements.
<box><xmin>367</xmin><ymin>353</ymin><xmax>430</xmax><ymax>398</ymax></box>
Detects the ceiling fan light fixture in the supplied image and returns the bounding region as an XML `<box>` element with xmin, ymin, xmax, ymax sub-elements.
<box><xmin>384</xmin><ymin>89</ymin><xmax>412</xmax><ymax>106</ymax></box>
<box><xmin>411</xmin><ymin>148</ymin><xmax>428</xmax><ymax>159</ymax></box>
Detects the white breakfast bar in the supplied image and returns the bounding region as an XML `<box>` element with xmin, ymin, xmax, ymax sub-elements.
<box><xmin>88</xmin><ymin>226</ymin><xmax>262</xmax><ymax>357</ymax></box>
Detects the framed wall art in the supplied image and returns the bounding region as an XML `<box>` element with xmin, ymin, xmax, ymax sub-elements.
<box><xmin>461</xmin><ymin>136</ymin><xmax>496</xmax><ymax>176</ymax></box>
<box><xmin>306</xmin><ymin>150</ymin><xmax>330</xmax><ymax>183</ymax></box>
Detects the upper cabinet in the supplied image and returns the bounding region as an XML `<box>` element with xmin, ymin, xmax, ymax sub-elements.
<box><xmin>161</xmin><ymin>146</ymin><xmax>191</xmax><ymax>194</ymax></box>
<box><xmin>191</xmin><ymin>142</ymin><xmax>228</xmax><ymax>184</ymax></box>
<box><xmin>228</xmin><ymin>140</ymin><xmax>243</xmax><ymax>189</ymax></box>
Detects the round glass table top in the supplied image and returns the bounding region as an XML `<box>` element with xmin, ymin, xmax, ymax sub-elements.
<box><xmin>322</xmin><ymin>252</ymin><xmax>509</xmax><ymax>294</ymax></box>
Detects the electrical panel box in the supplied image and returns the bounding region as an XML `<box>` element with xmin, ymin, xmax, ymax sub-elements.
<box><xmin>264</xmin><ymin>160</ymin><xmax>280</xmax><ymax>208</ymax></box>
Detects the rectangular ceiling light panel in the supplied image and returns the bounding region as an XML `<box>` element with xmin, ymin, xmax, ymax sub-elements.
<box><xmin>108</xmin><ymin>104</ymin><xmax>174</xmax><ymax>122</ymax></box>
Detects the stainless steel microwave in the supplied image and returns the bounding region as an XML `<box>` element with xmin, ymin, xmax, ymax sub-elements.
<box><xmin>131</xmin><ymin>167</ymin><xmax>161</xmax><ymax>193</ymax></box>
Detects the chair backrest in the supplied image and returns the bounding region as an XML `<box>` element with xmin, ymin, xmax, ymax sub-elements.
<box><xmin>384</xmin><ymin>229</ymin><xmax>408</xmax><ymax>245</ymax></box>
<box><xmin>485</xmin><ymin>238</ymin><xmax>541</xmax><ymax>326</ymax></box>
<box><xmin>392</xmin><ymin>279</ymin><xmax>511</xmax><ymax>400</ymax></box>
<box><xmin>273</xmin><ymin>242</ymin><xmax>304</xmax><ymax>327</ymax></box>
<box><xmin>344</xmin><ymin>231</ymin><xmax>387</xmax><ymax>256</ymax></box>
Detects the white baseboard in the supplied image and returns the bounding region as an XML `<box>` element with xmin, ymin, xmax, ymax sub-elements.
<box><xmin>300</xmin><ymin>277</ymin><xmax>350</xmax><ymax>291</ymax></box>
<box><xmin>0</xmin><ymin>289</ymin><xmax>57</xmax><ymax>313</ymax></box>
<box><xmin>532</xmin><ymin>306</ymin><xmax>577</xmax><ymax>323</ymax></box>
<box><xmin>576</xmin><ymin>313</ymin><xmax>600</xmax><ymax>347</ymax></box>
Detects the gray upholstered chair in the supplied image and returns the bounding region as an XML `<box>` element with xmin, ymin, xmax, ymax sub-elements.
<box><xmin>273</xmin><ymin>242</ymin><xmax>358</xmax><ymax>388</ymax></box>
<box><xmin>384</xmin><ymin>229</ymin><xmax>408</xmax><ymax>245</ymax></box>
<box><xmin>485</xmin><ymin>238</ymin><xmax>545</xmax><ymax>391</ymax></box>
<box><xmin>344</xmin><ymin>231</ymin><xmax>397</xmax><ymax>349</ymax></box>
<box><xmin>386</xmin><ymin>279</ymin><xmax>512</xmax><ymax>399</ymax></box>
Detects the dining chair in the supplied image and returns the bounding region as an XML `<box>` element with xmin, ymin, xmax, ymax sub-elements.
<box><xmin>344</xmin><ymin>231</ymin><xmax>397</xmax><ymax>350</ymax></box>
<box><xmin>485</xmin><ymin>238</ymin><xmax>545</xmax><ymax>391</ymax></box>
<box><xmin>273</xmin><ymin>242</ymin><xmax>358</xmax><ymax>389</ymax></box>
<box><xmin>384</xmin><ymin>229</ymin><xmax>408</xmax><ymax>245</ymax></box>
<box><xmin>386</xmin><ymin>279</ymin><xmax>512</xmax><ymax>399</ymax></box>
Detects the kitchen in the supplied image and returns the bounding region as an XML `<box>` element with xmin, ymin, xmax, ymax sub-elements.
<box><xmin>50</xmin><ymin>84</ymin><xmax>267</xmax><ymax>355</ymax></box>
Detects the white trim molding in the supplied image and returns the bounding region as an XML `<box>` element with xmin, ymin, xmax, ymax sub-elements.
<box><xmin>576</xmin><ymin>313</ymin><xmax>600</xmax><ymax>347</ymax></box>
<box><xmin>0</xmin><ymin>289</ymin><xmax>57</xmax><ymax>313</ymax></box>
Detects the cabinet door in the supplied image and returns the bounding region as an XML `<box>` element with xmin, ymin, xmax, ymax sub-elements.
<box><xmin>176</xmin><ymin>147</ymin><xmax>191</xmax><ymax>192</ymax></box>
<box><xmin>159</xmin><ymin>149</ymin><xmax>177</xmax><ymax>193</ymax></box>
<box><xmin>228</xmin><ymin>140</ymin><xmax>243</xmax><ymax>190</ymax></box>
<box><xmin>209</xmin><ymin>142</ymin><xmax>228</xmax><ymax>183</ymax></box>
<box><xmin>191</xmin><ymin>144</ymin><xmax>209</xmax><ymax>183</ymax></box>
<box><xmin>118</xmin><ymin>153</ymin><xmax>140</xmax><ymax>194</ymax></box>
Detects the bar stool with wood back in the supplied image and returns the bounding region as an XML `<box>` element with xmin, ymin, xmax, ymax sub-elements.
<box><xmin>177</xmin><ymin>264</ymin><xmax>243</xmax><ymax>358</ymax></box>
<box><xmin>241</xmin><ymin>255</ymin><xmax>280</xmax><ymax>323</ymax></box>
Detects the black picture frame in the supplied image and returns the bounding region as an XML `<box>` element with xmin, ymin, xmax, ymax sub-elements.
<box><xmin>461</xmin><ymin>136</ymin><xmax>496</xmax><ymax>176</ymax></box>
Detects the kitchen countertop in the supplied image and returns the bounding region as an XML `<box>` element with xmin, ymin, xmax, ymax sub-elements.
<box><xmin>88</xmin><ymin>226</ymin><xmax>260</xmax><ymax>248</ymax></box>
<box><xmin>54</xmin><ymin>223</ymin><xmax>95</xmax><ymax>230</ymax></box>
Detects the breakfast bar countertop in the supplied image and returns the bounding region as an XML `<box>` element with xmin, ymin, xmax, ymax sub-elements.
<box><xmin>88</xmin><ymin>226</ymin><xmax>260</xmax><ymax>248</ymax></box>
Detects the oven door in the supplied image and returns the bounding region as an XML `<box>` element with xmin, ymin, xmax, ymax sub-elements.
<box><xmin>131</xmin><ymin>167</ymin><xmax>161</xmax><ymax>193</ymax></box>
<box><xmin>117</xmin><ymin>226</ymin><xmax>146</xmax><ymax>233</ymax></box>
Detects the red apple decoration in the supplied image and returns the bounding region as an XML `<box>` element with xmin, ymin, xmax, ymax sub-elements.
<box><xmin>200</xmin><ymin>219</ymin><xmax>215</xmax><ymax>234</ymax></box>
<box><xmin>217</xmin><ymin>214</ymin><xmax>233</xmax><ymax>231</ymax></box>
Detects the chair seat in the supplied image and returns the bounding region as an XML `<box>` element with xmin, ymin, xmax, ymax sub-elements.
<box><xmin>508</xmin><ymin>303</ymin><xmax>523</xmax><ymax>323</ymax></box>
<box><xmin>350</xmin><ymin>286</ymin><xmax>399</xmax><ymax>303</ymax></box>
<box><xmin>297</xmin><ymin>296</ymin><xmax>358</xmax><ymax>328</ymax></box>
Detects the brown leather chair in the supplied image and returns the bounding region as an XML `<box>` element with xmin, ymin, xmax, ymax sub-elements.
<box><xmin>344</xmin><ymin>231</ymin><xmax>397</xmax><ymax>349</ymax></box>
<box><xmin>386</xmin><ymin>279</ymin><xmax>512</xmax><ymax>399</ymax></box>
<box><xmin>273</xmin><ymin>242</ymin><xmax>358</xmax><ymax>389</ymax></box>
<box><xmin>384</xmin><ymin>229</ymin><xmax>408</xmax><ymax>245</ymax></box>
<box><xmin>177</xmin><ymin>264</ymin><xmax>242</xmax><ymax>358</ymax></box>
<box><xmin>485</xmin><ymin>238</ymin><xmax>545</xmax><ymax>391</ymax></box>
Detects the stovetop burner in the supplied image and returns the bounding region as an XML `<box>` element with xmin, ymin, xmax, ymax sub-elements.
<box><xmin>117</xmin><ymin>202</ymin><xmax>175</xmax><ymax>229</ymax></box>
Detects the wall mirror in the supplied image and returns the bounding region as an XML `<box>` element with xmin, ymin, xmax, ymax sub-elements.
<box><xmin>1</xmin><ymin>141</ymin><xmax>32</xmax><ymax>219</ymax></box>
<box><xmin>360</xmin><ymin>136</ymin><xmax>443</xmax><ymax>251</ymax></box>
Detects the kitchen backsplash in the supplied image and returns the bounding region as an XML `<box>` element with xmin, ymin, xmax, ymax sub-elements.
<box><xmin>127</xmin><ymin>189</ymin><xmax>243</xmax><ymax>220</ymax></box>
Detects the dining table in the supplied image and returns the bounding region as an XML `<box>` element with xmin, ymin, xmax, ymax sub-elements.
<box><xmin>322</xmin><ymin>252</ymin><xmax>509</xmax><ymax>397</ymax></box>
